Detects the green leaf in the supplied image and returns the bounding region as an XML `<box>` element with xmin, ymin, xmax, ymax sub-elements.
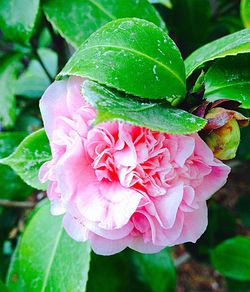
<box><xmin>82</xmin><ymin>80</ymin><xmax>206</xmax><ymax>134</ymax></box>
<box><xmin>59</xmin><ymin>18</ymin><xmax>186</xmax><ymax>103</ymax></box>
<box><xmin>204</xmin><ymin>55</ymin><xmax>250</xmax><ymax>108</ymax></box>
<box><xmin>211</xmin><ymin>236</ymin><xmax>250</xmax><ymax>281</ymax></box>
<box><xmin>87</xmin><ymin>251</ymin><xmax>131</xmax><ymax>292</ymax></box>
<box><xmin>0</xmin><ymin>54</ymin><xmax>23</xmax><ymax>129</ymax></box>
<box><xmin>7</xmin><ymin>199</ymin><xmax>91</xmax><ymax>291</ymax></box>
<box><xmin>149</xmin><ymin>0</ymin><xmax>172</xmax><ymax>8</ymax></box>
<box><xmin>15</xmin><ymin>48</ymin><xmax>58</xmax><ymax>98</ymax></box>
<box><xmin>226</xmin><ymin>278</ymin><xmax>250</xmax><ymax>292</ymax></box>
<box><xmin>0</xmin><ymin>0</ymin><xmax>40</xmax><ymax>45</ymax></box>
<box><xmin>131</xmin><ymin>249</ymin><xmax>176</xmax><ymax>292</ymax></box>
<box><xmin>0</xmin><ymin>280</ymin><xmax>9</xmax><ymax>292</ymax></box>
<box><xmin>0</xmin><ymin>129</ymin><xmax>51</xmax><ymax>190</ymax></box>
<box><xmin>241</xmin><ymin>0</ymin><xmax>250</xmax><ymax>28</ymax></box>
<box><xmin>186</xmin><ymin>203</ymin><xmax>236</xmax><ymax>262</ymax></box>
<box><xmin>0</xmin><ymin>132</ymin><xmax>33</xmax><ymax>200</ymax></box>
<box><xmin>43</xmin><ymin>0</ymin><xmax>166</xmax><ymax>48</ymax></box>
<box><xmin>185</xmin><ymin>28</ymin><xmax>250</xmax><ymax>77</ymax></box>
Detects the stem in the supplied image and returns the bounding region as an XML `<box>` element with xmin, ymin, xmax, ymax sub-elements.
<box><xmin>0</xmin><ymin>199</ymin><xmax>35</xmax><ymax>208</ymax></box>
<box><xmin>174</xmin><ymin>253</ymin><xmax>191</xmax><ymax>268</ymax></box>
<box><xmin>32</xmin><ymin>48</ymin><xmax>54</xmax><ymax>82</ymax></box>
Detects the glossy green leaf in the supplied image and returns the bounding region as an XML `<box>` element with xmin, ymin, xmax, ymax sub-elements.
<box><xmin>43</xmin><ymin>0</ymin><xmax>165</xmax><ymax>48</ymax></box>
<box><xmin>0</xmin><ymin>129</ymin><xmax>51</xmax><ymax>190</ymax></box>
<box><xmin>59</xmin><ymin>18</ymin><xmax>186</xmax><ymax>103</ymax></box>
<box><xmin>241</xmin><ymin>0</ymin><xmax>250</xmax><ymax>28</ymax></box>
<box><xmin>0</xmin><ymin>0</ymin><xmax>40</xmax><ymax>44</ymax></box>
<box><xmin>82</xmin><ymin>80</ymin><xmax>206</xmax><ymax>134</ymax></box>
<box><xmin>15</xmin><ymin>48</ymin><xmax>58</xmax><ymax>98</ymax></box>
<box><xmin>185</xmin><ymin>28</ymin><xmax>250</xmax><ymax>77</ymax></box>
<box><xmin>7</xmin><ymin>199</ymin><xmax>91</xmax><ymax>291</ymax></box>
<box><xmin>149</xmin><ymin>0</ymin><xmax>172</xmax><ymax>8</ymax></box>
<box><xmin>0</xmin><ymin>132</ymin><xmax>33</xmax><ymax>200</ymax></box>
<box><xmin>131</xmin><ymin>249</ymin><xmax>176</xmax><ymax>292</ymax></box>
<box><xmin>204</xmin><ymin>55</ymin><xmax>250</xmax><ymax>108</ymax></box>
<box><xmin>211</xmin><ymin>236</ymin><xmax>250</xmax><ymax>281</ymax></box>
<box><xmin>0</xmin><ymin>55</ymin><xmax>23</xmax><ymax>129</ymax></box>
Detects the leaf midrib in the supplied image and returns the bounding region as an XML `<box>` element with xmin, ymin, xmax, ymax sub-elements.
<box><xmin>88</xmin><ymin>0</ymin><xmax>116</xmax><ymax>20</ymax></box>
<box><xmin>73</xmin><ymin>44</ymin><xmax>185</xmax><ymax>89</ymax></box>
<box><xmin>41</xmin><ymin>224</ymin><xmax>63</xmax><ymax>292</ymax></box>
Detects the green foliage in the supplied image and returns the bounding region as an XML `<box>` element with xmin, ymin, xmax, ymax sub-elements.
<box><xmin>0</xmin><ymin>54</ymin><xmax>23</xmax><ymax>129</ymax></box>
<box><xmin>0</xmin><ymin>132</ymin><xmax>33</xmax><ymax>200</ymax></box>
<box><xmin>131</xmin><ymin>249</ymin><xmax>176</xmax><ymax>292</ymax></box>
<box><xmin>15</xmin><ymin>48</ymin><xmax>58</xmax><ymax>98</ymax></box>
<box><xmin>170</xmin><ymin>0</ymin><xmax>212</xmax><ymax>55</ymax></box>
<box><xmin>241</xmin><ymin>0</ymin><xmax>250</xmax><ymax>28</ymax></box>
<box><xmin>149</xmin><ymin>0</ymin><xmax>172</xmax><ymax>8</ymax></box>
<box><xmin>185</xmin><ymin>28</ymin><xmax>250</xmax><ymax>77</ymax></box>
<box><xmin>7</xmin><ymin>200</ymin><xmax>91</xmax><ymax>291</ymax></box>
<box><xmin>186</xmin><ymin>203</ymin><xmax>236</xmax><ymax>262</ymax></box>
<box><xmin>43</xmin><ymin>0</ymin><xmax>165</xmax><ymax>48</ymax></box>
<box><xmin>83</xmin><ymin>80</ymin><xmax>205</xmax><ymax>134</ymax></box>
<box><xmin>211</xmin><ymin>236</ymin><xmax>250</xmax><ymax>281</ymax></box>
<box><xmin>204</xmin><ymin>54</ymin><xmax>250</xmax><ymax>108</ymax></box>
<box><xmin>0</xmin><ymin>129</ymin><xmax>51</xmax><ymax>190</ymax></box>
<box><xmin>59</xmin><ymin>18</ymin><xmax>186</xmax><ymax>103</ymax></box>
<box><xmin>236</xmin><ymin>195</ymin><xmax>250</xmax><ymax>229</ymax></box>
<box><xmin>0</xmin><ymin>0</ymin><xmax>40</xmax><ymax>45</ymax></box>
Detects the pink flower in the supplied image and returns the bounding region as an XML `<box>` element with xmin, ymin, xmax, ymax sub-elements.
<box><xmin>39</xmin><ymin>76</ymin><xmax>230</xmax><ymax>255</ymax></box>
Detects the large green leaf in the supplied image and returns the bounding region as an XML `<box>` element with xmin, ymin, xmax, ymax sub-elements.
<box><xmin>204</xmin><ymin>55</ymin><xmax>250</xmax><ymax>108</ymax></box>
<box><xmin>0</xmin><ymin>0</ymin><xmax>40</xmax><ymax>45</ymax></box>
<box><xmin>185</xmin><ymin>28</ymin><xmax>250</xmax><ymax>77</ymax></box>
<box><xmin>15</xmin><ymin>48</ymin><xmax>58</xmax><ymax>98</ymax></box>
<box><xmin>0</xmin><ymin>280</ymin><xmax>9</xmax><ymax>292</ymax></box>
<box><xmin>211</xmin><ymin>236</ymin><xmax>250</xmax><ymax>281</ymax></box>
<box><xmin>241</xmin><ymin>0</ymin><xmax>250</xmax><ymax>28</ymax></box>
<box><xmin>43</xmin><ymin>0</ymin><xmax>165</xmax><ymax>48</ymax></box>
<box><xmin>131</xmin><ymin>249</ymin><xmax>176</xmax><ymax>292</ymax></box>
<box><xmin>0</xmin><ymin>55</ymin><xmax>23</xmax><ymax>129</ymax></box>
<box><xmin>0</xmin><ymin>132</ymin><xmax>33</xmax><ymax>200</ymax></box>
<box><xmin>7</xmin><ymin>199</ymin><xmax>91</xmax><ymax>291</ymax></box>
<box><xmin>82</xmin><ymin>80</ymin><xmax>206</xmax><ymax>134</ymax></box>
<box><xmin>0</xmin><ymin>129</ymin><xmax>51</xmax><ymax>190</ymax></box>
<box><xmin>59</xmin><ymin>18</ymin><xmax>186</xmax><ymax>103</ymax></box>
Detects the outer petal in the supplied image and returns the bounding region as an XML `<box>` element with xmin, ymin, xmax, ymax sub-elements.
<box><xmin>173</xmin><ymin>201</ymin><xmax>208</xmax><ymax>245</ymax></box>
<box><xmin>63</xmin><ymin>213</ymin><xmax>89</xmax><ymax>242</ymax></box>
<box><xmin>39</xmin><ymin>80</ymin><xmax>69</xmax><ymax>139</ymax></box>
<box><xmin>66</xmin><ymin>76</ymin><xmax>85</xmax><ymax>113</ymax></box>
<box><xmin>89</xmin><ymin>233</ymin><xmax>130</xmax><ymax>255</ymax></box>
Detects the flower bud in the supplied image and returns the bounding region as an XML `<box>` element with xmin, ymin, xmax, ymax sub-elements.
<box><xmin>204</xmin><ymin>118</ymin><xmax>240</xmax><ymax>160</ymax></box>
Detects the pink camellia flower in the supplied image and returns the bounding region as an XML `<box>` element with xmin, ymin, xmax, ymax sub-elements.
<box><xmin>39</xmin><ymin>76</ymin><xmax>231</xmax><ymax>255</ymax></box>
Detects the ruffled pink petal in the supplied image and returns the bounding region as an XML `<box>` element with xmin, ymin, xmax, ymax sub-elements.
<box><xmin>76</xmin><ymin>181</ymin><xmax>142</xmax><ymax>230</ymax></box>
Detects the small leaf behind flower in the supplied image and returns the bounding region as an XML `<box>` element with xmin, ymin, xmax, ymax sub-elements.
<box><xmin>82</xmin><ymin>80</ymin><xmax>206</xmax><ymax>134</ymax></box>
<box><xmin>204</xmin><ymin>55</ymin><xmax>250</xmax><ymax>109</ymax></box>
<box><xmin>185</xmin><ymin>28</ymin><xmax>250</xmax><ymax>77</ymax></box>
<box><xmin>0</xmin><ymin>129</ymin><xmax>51</xmax><ymax>190</ymax></box>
